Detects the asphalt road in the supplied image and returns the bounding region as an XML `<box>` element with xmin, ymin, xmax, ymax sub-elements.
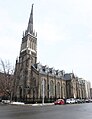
<box><xmin>0</xmin><ymin>103</ymin><xmax>92</xmax><ymax>119</ymax></box>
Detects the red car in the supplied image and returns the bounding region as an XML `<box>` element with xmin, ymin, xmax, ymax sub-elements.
<box><xmin>54</xmin><ymin>99</ymin><xmax>65</xmax><ymax>105</ymax></box>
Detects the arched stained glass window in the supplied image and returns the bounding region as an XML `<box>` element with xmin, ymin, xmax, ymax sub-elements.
<box><xmin>41</xmin><ymin>79</ymin><xmax>46</xmax><ymax>97</ymax></box>
<box><xmin>57</xmin><ymin>82</ymin><xmax>60</xmax><ymax>98</ymax></box>
<box><xmin>50</xmin><ymin>80</ymin><xmax>54</xmax><ymax>97</ymax></box>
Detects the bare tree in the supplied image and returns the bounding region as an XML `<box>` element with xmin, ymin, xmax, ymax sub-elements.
<box><xmin>0</xmin><ymin>59</ymin><xmax>14</xmax><ymax>99</ymax></box>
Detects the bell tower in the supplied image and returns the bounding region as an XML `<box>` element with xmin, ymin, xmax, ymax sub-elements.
<box><xmin>20</xmin><ymin>4</ymin><xmax>37</xmax><ymax>65</ymax></box>
<box><xmin>15</xmin><ymin>4</ymin><xmax>37</xmax><ymax>99</ymax></box>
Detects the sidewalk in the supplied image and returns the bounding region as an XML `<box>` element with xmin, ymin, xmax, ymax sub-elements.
<box><xmin>31</xmin><ymin>103</ymin><xmax>54</xmax><ymax>106</ymax></box>
<box><xmin>10</xmin><ymin>101</ymin><xmax>54</xmax><ymax>106</ymax></box>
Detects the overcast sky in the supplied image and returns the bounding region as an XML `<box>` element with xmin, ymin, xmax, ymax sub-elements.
<box><xmin>0</xmin><ymin>0</ymin><xmax>92</xmax><ymax>86</ymax></box>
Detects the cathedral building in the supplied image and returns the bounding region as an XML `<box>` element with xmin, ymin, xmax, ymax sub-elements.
<box><xmin>14</xmin><ymin>5</ymin><xmax>66</xmax><ymax>103</ymax></box>
<box><xmin>14</xmin><ymin>5</ymin><xmax>89</xmax><ymax>103</ymax></box>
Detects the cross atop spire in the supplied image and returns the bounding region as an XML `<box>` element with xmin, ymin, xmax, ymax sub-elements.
<box><xmin>27</xmin><ymin>4</ymin><xmax>34</xmax><ymax>34</ymax></box>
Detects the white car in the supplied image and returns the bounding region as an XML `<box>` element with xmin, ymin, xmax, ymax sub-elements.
<box><xmin>66</xmin><ymin>98</ymin><xmax>76</xmax><ymax>104</ymax></box>
<box><xmin>2</xmin><ymin>100</ymin><xmax>10</xmax><ymax>104</ymax></box>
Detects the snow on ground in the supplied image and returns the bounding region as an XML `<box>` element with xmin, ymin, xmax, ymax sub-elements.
<box><xmin>10</xmin><ymin>102</ymin><xmax>25</xmax><ymax>105</ymax></box>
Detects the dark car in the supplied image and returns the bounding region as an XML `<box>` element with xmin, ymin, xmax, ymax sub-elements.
<box><xmin>0</xmin><ymin>97</ymin><xmax>2</xmax><ymax>102</ymax></box>
<box><xmin>54</xmin><ymin>99</ymin><xmax>65</xmax><ymax>105</ymax></box>
<box><xmin>76</xmin><ymin>99</ymin><xmax>82</xmax><ymax>103</ymax></box>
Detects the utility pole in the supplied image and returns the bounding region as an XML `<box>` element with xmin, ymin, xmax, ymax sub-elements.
<box><xmin>42</xmin><ymin>79</ymin><xmax>44</xmax><ymax>105</ymax></box>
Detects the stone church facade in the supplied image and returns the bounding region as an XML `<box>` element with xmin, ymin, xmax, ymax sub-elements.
<box><xmin>14</xmin><ymin>5</ymin><xmax>88</xmax><ymax>103</ymax></box>
<box><xmin>14</xmin><ymin>5</ymin><xmax>66</xmax><ymax>103</ymax></box>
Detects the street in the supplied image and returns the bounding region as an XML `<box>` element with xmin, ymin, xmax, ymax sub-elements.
<box><xmin>0</xmin><ymin>103</ymin><xmax>92</xmax><ymax>119</ymax></box>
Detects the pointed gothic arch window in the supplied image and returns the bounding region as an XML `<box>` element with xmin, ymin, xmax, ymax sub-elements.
<box><xmin>19</xmin><ymin>87</ymin><xmax>22</xmax><ymax>98</ymax></box>
<box><xmin>57</xmin><ymin>82</ymin><xmax>60</xmax><ymax>98</ymax></box>
<box><xmin>33</xmin><ymin>77</ymin><xmax>36</xmax><ymax>87</ymax></box>
<box><xmin>33</xmin><ymin>40</ymin><xmax>34</xmax><ymax>50</ymax></box>
<box><xmin>31</xmin><ymin>41</ymin><xmax>33</xmax><ymax>50</ymax></box>
<box><xmin>63</xmin><ymin>83</ymin><xmax>66</xmax><ymax>98</ymax></box>
<box><xmin>32</xmin><ymin>41</ymin><xmax>33</xmax><ymax>49</ymax></box>
<box><xmin>67</xmin><ymin>82</ymin><xmax>70</xmax><ymax>98</ymax></box>
<box><xmin>30</xmin><ymin>40</ymin><xmax>32</xmax><ymax>49</ymax></box>
<box><xmin>50</xmin><ymin>80</ymin><xmax>54</xmax><ymax>97</ymax></box>
<box><xmin>34</xmin><ymin>41</ymin><xmax>36</xmax><ymax>51</ymax></box>
<box><xmin>41</xmin><ymin>79</ymin><xmax>46</xmax><ymax>97</ymax></box>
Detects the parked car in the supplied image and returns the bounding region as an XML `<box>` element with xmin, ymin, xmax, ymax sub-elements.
<box><xmin>0</xmin><ymin>97</ymin><xmax>2</xmax><ymax>102</ymax></box>
<box><xmin>1</xmin><ymin>100</ymin><xmax>10</xmax><ymax>104</ymax></box>
<box><xmin>85</xmin><ymin>99</ymin><xmax>90</xmax><ymax>103</ymax></box>
<box><xmin>66</xmin><ymin>98</ymin><xmax>76</xmax><ymax>104</ymax></box>
<box><xmin>76</xmin><ymin>99</ymin><xmax>83</xmax><ymax>103</ymax></box>
<box><xmin>88</xmin><ymin>99</ymin><xmax>92</xmax><ymax>103</ymax></box>
<box><xmin>54</xmin><ymin>99</ymin><xmax>65</xmax><ymax>105</ymax></box>
<box><xmin>81</xmin><ymin>99</ymin><xmax>85</xmax><ymax>103</ymax></box>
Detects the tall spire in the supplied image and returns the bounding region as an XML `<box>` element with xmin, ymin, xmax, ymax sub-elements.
<box><xmin>27</xmin><ymin>4</ymin><xmax>34</xmax><ymax>34</ymax></box>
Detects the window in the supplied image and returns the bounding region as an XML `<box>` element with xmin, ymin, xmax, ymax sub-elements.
<box><xmin>57</xmin><ymin>82</ymin><xmax>60</xmax><ymax>98</ymax></box>
<box><xmin>50</xmin><ymin>80</ymin><xmax>54</xmax><ymax>97</ymax></box>
<box><xmin>41</xmin><ymin>79</ymin><xmax>46</xmax><ymax>97</ymax></box>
